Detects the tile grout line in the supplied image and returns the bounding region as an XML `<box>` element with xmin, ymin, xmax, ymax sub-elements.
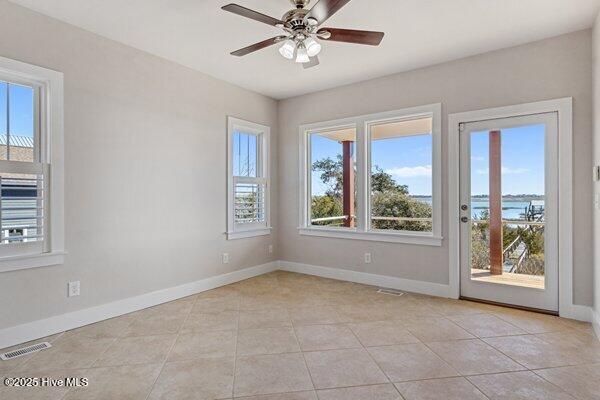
<box><xmin>87</xmin><ymin>310</ymin><xmax>144</xmax><ymax>369</ymax></box>
<box><xmin>464</xmin><ymin>369</ymin><xmax>574</xmax><ymax>400</ymax></box>
<box><xmin>419</xmin><ymin>336</ymin><xmax>529</xmax><ymax>379</ymax></box>
<box><xmin>57</xmin><ymin>313</ymin><xmax>142</xmax><ymax>400</ymax></box>
<box><xmin>9</xmin><ymin>331</ymin><xmax>66</xmax><ymax>373</ymax></box>
<box><xmin>230</xmin><ymin>299</ymin><xmax>241</xmax><ymax>398</ymax></box>
<box><xmin>143</xmin><ymin>295</ymin><xmax>197</xmax><ymax>400</ymax></box>
<box><xmin>288</xmin><ymin>285</ymin><xmax>319</xmax><ymax>395</ymax></box>
<box><xmin>529</xmin><ymin>366</ymin><xmax>591</xmax><ymax>398</ymax></box>
<box><xmin>342</xmin><ymin>318</ymin><xmax>404</xmax><ymax>398</ymax></box>
<box><xmin>3</xmin><ymin>272</ymin><xmax>596</xmax><ymax>399</ymax></box>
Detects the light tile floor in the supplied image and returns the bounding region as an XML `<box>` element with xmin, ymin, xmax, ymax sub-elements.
<box><xmin>0</xmin><ymin>271</ymin><xmax>598</xmax><ymax>399</ymax></box>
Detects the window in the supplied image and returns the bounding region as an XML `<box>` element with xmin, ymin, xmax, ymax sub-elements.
<box><xmin>0</xmin><ymin>56</ymin><xmax>64</xmax><ymax>272</ymax></box>
<box><xmin>309</xmin><ymin>126</ymin><xmax>357</xmax><ymax>228</ymax></box>
<box><xmin>299</xmin><ymin>104</ymin><xmax>441</xmax><ymax>245</ymax></box>
<box><xmin>368</xmin><ymin>117</ymin><xmax>433</xmax><ymax>233</ymax></box>
<box><xmin>227</xmin><ymin>117</ymin><xmax>270</xmax><ymax>240</ymax></box>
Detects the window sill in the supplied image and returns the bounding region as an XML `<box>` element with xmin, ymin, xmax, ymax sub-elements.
<box><xmin>227</xmin><ymin>228</ymin><xmax>272</xmax><ymax>240</ymax></box>
<box><xmin>0</xmin><ymin>251</ymin><xmax>66</xmax><ymax>273</ymax></box>
<box><xmin>298</xmin><ymin>227</ymin><xmax>443</xmax><ymax>246</ymax></box>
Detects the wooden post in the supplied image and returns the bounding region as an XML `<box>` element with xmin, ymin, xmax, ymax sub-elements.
<box><xmin>489</xmin><ymin>130</ymin><xmax>503</xmax><ymax>275</ymax></box>
<box><xmin>342</xmin><ymin>140</ymin><xmax>355</xmax><ymax>228</ymax></box>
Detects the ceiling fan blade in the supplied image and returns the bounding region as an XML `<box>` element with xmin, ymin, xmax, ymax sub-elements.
<box><xmin>222</xmin><ymin>4</ymin><xmax>283</xmax><ymax>27</ymax></box>
<box><xmin>306</xmin><ymin>0</ymin><xmax>352</xmax><ymax>24</ymax></box>
<box><xmin>231</xmin><ymin>37</ymin><xmax>283</xmax><ymax>56</ymax></box>
<box><xmin>303</xmin><ymin>56</ymin><xmax>320</xmax><ymax>69</ymax></box>
<box><xmin>318</xmin><ymin>28</ymin><xmax>384</xmax><ymax>46</ymax></box>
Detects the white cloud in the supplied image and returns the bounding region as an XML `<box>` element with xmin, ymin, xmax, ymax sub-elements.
<box><xmin>476</xmin><ymin>167</ymin><xmax>529</xmax><ymax>175</ymax></box>
<box><xmin>386</xmin><ymin>165</ymin><xmax>432</xmax><ymax>178</ymax></box>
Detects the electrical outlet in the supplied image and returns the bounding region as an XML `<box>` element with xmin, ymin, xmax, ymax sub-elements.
<box><xmin>68</xmin><ymin>281</ymin><xmax>80</xmax><ymax>297</ymax></box>
<box><xmin>221</xmin><ymin>253</ymin><xmax>229</xmax><ymax>264</ymax></box>
<box><xmin>364</xmin><ymin>253</ymin><xmax>372</xmax><ymax>264</ymax></box>
<box><xmin>268</xmin><ymin>245</ymin><xmax>274</xmax><ymax>254</ymax></box>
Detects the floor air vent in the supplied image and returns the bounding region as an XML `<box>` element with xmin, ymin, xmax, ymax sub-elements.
<box><xmin>1</xmin><ymin>342</ymin><xmax>51</xmax><ymax>361</ymax></box>
<box><xmin>377</xmin><ymin>288</ymin><xmax>405</xmax><ymax>296</ymax></box>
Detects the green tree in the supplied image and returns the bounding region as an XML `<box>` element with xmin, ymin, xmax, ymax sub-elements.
<box><xmin>311</xmin><ymin>195</ymin><xmax>343</xmax><ymax>225</ymax></box>
<box><xmin>311</xmin><ymin>157</ymin><xmax>432</xmax><ymax>231</ymax></box>
<box><xmin>470</xmin><ymin>210</ymin><xmax>546</xmax><ymax>275</ymax></box>
<box><xmin>312</xmin><ymin>156</ymin><xmax>344</xmax><ymax>197</ymax></box>
<box><xmin>371</xmin><ymin>166</ymin><xmax>409</xmax><ymax>194</ymax></box>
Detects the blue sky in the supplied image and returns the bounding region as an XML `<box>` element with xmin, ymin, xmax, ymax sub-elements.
<box><xmin>311</xmin><ymin>132</ymin><xmax>433</xmax><ymax>196</ymax></box>
<box><xmin>311</xmin><ymin>124</ymin><xmax>545</xmax><ymax>197</ymax></box>
<box><xmin>0</xmin><ymin>82</ymin><xmax>34</xmax><ymax>139</ymax></box>
<box><xmin>232</xmin><ymin>131</ymin><xmax>257</xmax><ymax>177</ymax></box>
<box><xmin>470</xmin><ymin>124</ymin><xmax>545</xmax><ymax>196</ymax></box>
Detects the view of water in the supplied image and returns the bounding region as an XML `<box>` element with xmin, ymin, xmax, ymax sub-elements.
<box><xmin>413</xmin><ymin>197</ymin><xmax>541</xmax><ymax>220</ymax></box>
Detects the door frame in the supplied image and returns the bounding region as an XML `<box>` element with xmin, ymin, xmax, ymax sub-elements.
<box><xmin>448</xmin><ymin>97</ymin><xmax>584</xmax><ymax>320</ymax></box>
<box><xmin>458</xmin><ymin>112</ymin><xmax>559</xmax><ymax>311</ymax></box>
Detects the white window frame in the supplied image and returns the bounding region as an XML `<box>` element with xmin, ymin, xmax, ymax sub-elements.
<box><xmin>298</xmin><ymin>103</ymin><xmax>442</xmax><ymax>246</ymax></box>
<box><xmin>227</xmin><ymin>116</ymin><xmax>271</xmax><ymax>240</ymax></box>
<box><xmin>0</xmin><ymin>56</ymin><xmax>65</xmax><ymax>272</ymax></box>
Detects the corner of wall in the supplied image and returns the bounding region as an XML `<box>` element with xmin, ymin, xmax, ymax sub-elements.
<box><xmin>594</xmin><ymin>308</ymin><xmax>600</xmax><ymax>338</ymax></box>
<box><xmin>592</xmin><ymin>11</ymin><xmax>600</xmax><ymax>339</ymax></box>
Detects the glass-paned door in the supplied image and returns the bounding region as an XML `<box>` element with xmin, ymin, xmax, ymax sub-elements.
<box><xmin>459</xmin><ymin>112</ymin><xmax>558</xmax><ymax>311</ymax></box>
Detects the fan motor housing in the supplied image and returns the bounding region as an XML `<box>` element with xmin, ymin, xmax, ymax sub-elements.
<box><xmin>289</xmin><ymin>0</ymin><xmax>310</xmax><ymax>8</ymax></box>
<box><xmin>282</xmin><ymin>8</ymin><xmax>310</xmax><ymax>31</ymax></box>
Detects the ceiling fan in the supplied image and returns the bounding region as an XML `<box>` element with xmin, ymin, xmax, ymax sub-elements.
<box><xmin>222</xmin><ymin>0</ymin><xmax>385</xmax><ymax>69</ymax></box>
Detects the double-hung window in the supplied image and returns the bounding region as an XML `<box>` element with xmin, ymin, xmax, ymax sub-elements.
<box><xmin>227</xmin><ymin>117</ymin><xmax>271</xmax><ymax>240</ymax></box>
<box><xmin>299</xmin><ymin>104</ymin><xmax>442</xmax><ymax>246</ymax></box>
<box><xmin>0</xmin><ymin>56</ymin><xmax>64</xmax><ymax>272</ymax></box>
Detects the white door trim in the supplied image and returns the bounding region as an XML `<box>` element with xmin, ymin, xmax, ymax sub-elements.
<box><xmin>448</xmin><ymin>98</ymin><xmax>582</xmax><ymax>319</ymax></box>
<box><xmin>458</xmin><ymin>112</ymin><xmax>558</xmax><ymax>311</ymax></box>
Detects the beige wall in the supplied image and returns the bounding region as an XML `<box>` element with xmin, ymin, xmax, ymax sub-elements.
<box><xmin>278</xmin><ymin>30</ymin><xmax>594</xmax><ymax>306</ymax></box>
<box><xmin>0</xmin><ymin>2</ymin><xmax>595</xmax><ymax>334</ymax></box>
<box><xmin>593</xmin><ymin>14</ymin><xmax>600</xmax><ymax>328</ymax></box>
<box><xmin>0</xmin><ymin>2</ymin><xmax>278</xmax><ymax>329</ymax></box>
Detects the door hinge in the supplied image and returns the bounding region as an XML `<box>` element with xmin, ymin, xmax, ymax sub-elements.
<box><xmin>459</xmin><ymin>123</ymin><xmax>465</xmax><ymax>132</ymax></box>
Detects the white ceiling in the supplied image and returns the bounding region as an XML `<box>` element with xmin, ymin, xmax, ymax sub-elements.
<box><xmin>9</xmin><ymin>0</ymin><xmax>600</xmax><ymax>99</ymax></box>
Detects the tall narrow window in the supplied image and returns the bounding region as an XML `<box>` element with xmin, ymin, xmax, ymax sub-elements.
<box><xmin>0</xmin><ymin>56</ymin><xmax>64</xmax><ymax>272</ymax></box>
<box><xmin>0</xmin><ymin>80</ymin><xmax>46</xmax><ymax>254</ymax></box>
<box><xmin>369</xmin><ymin>116</ymin><xmax>433</xmax><ymax>233</ymax></box>
<box><xmin>227</xmin><ymin>117</ymin><xmax>270</xmax><ymax>239</ymax></box>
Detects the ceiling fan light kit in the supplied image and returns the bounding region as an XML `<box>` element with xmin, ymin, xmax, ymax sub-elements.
<box><xmin>295</xmin><ymin>43</ymin><xmax>311</xmax><ymax>63</ymax></box>
<box><xmin>304</xmin><ymin>37</ymin><xmax>322</xmax><ymax>57</ymax></box>
<box><xmin>279</xmin><ymin>39</ymin><xmax>296</xmax><ymax>59</ymax></box>
<box><xmin>222</xmin><ymin>0</ymin><xmax>384</xmax><ymax>69</ymax></box>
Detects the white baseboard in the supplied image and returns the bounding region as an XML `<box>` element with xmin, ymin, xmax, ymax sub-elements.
<box><xmin>559</xmin><ymin>303</ymin><xmax>593</xmax><ymax>323</ymax></box>
<box><xmin>593</xmin><ymin>308</ymin><xmax>600</xmax><ymax>339</ymax></box>
<box><xmin>278</xmin><ymin>260</ymin><xmax>451</xmax><ymax>298</ymax></box>
<box><xmin>0</xmin><ymin>261</ymin><xmax>278</xmax><ymax>349</ymax></box>
<box><xmin>278</xmin><ymin>261</ymin><xmax>595</xmax><ymax>323</ymax></box>
<box><xmin>1</xmin><ymin>259</ymin><xmax>593</xmax><ymax>349</ymax></box>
